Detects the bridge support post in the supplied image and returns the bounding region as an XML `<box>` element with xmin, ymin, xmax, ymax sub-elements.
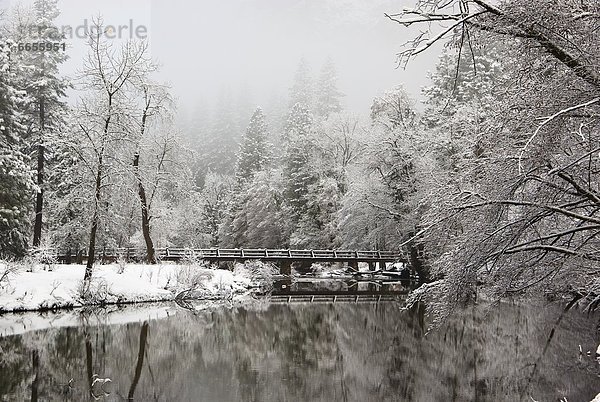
<box><xmin>348</xmin><ymin>261</ymin><xmax>358</xmax><ymax>271</ymax></box>
<box><xmin>280</xmin><ymin>261</ymin><xmax>292</xmax><ymax>276</ymax></box>
<box><xmin>368</xmin><ymin>262</ymin><xmax>375</xmax><ymax>271</ymax></box>
<box><xmin>378</xmin><ymin>261</ymin><xmax>387</xmax><ymax>271</ymax></box>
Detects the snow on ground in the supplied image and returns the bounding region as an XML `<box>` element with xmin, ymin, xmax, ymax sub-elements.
<box><xmin>0</xmin><ymin>262</ymin><xmax>253</xmax><ymax>313</ymax></box>
<box><xmin>0</xmin><ymin>303</ymin><xmax>174</xmax><ymax>337</ymax></box>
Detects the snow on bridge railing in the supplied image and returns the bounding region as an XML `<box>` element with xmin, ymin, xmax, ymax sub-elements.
<box><xmin>46</xmin><ymin>247</ymin><xmax>404</xmax><ymax>262</ymax></box>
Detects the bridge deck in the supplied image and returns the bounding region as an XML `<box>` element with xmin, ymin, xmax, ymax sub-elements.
<box><xmin>50</xmin><ymin>248</ymin><xmax>404</xmax><ymax>263</ymax></box>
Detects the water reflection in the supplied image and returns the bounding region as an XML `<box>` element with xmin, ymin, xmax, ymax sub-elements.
<box><xmin>0</xmin><ymin>300</ymin><xmax>599</xmax><ymax>401</ymax></box>
<box><xmin>272</xmin><ymin>278</ymin><xmax>411</xmax><ymax>295</ymax></box>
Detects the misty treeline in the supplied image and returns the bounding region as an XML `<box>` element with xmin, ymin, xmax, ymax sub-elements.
<box><xmin>1</xmin><ymin>0</ymin><xmax>600</xmax><ymax>305</ymax></box>
<box><xmin>0</xmin><ymin>0</ymin><xmax>425</xmax><ymax>277</ymax></box>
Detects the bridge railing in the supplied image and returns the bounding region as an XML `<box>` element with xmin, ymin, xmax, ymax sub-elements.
<box><xmin>40</xmin><ymin>247</ymin><xmax>404</xmax><ymax>263</ymax></box>
<box><xmin>191</xmin><ymin>249</ymin><xmax>403</xmax><ymax>260</ymax></box>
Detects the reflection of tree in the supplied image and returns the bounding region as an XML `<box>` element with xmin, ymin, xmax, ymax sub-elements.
<box><xmin>31</xmin><ymin>350</ymin><xmax>39</xmax><ymax>402</ymax></box>
<box><xmin>0</xmin><ymin>302</ymin><xmax>599</xmax><ymax>401</ymax></box>
<box><xmin>128</xmin><ymin>321</ymin><xmax>149</xmax><ymax>400</ymax></box>
<box><xmin>0</xmin><ymin>336</ymin><xmax>29</xmax><ymax>397</ymax></box>
<box><xmin>85</xmin><ymin>336</ymin><xmax>93</xmax><ymax>394</ymax></box>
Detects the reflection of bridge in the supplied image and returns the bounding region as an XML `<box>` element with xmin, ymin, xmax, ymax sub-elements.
<box><xmin>54</xmin><ymin>248</ymin><xmax>405</xmax><ymax>274</ymax></box>
<box><xmin>269</xmin><ymin>294</ymin><xmax>404</xmax><ymax>304</ymax></box>
<box><xmin>269</xmin><ymin>277</ymin><xmax>410</xmax><ymax>303</ymax></box>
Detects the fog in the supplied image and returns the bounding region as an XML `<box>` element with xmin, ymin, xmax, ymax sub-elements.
<box><xmin>5</xmin><ymin>0</ymin><xmax>440</xmax><ymax>117</ymax></box>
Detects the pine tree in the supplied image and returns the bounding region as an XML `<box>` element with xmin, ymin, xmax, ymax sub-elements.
<box><xmin>10</xmin><ymin>0</ymin><xmax>69</xmax><ymax>247</ymax></box>
<box><xmin>264</xmin><ymin>91</ymin><xmax>287</xmax><ymax>149</ymax></box>
<box><xmin>291</xmin><ymin>177</ymin><xmax>340</xmax><ymax>248</ymax></box>
<box><xmin>0</xmin><ymin>39</ymin><xmax>32</xmax><ymax>258</ymax></box>
<box><xmin>234</xmin><ymin>107</ymin><xmax>271</xmax><ymax>184</ymax></box>
<box><xmin>283</xmin><ymin>102</ymin><xmax>312</xmax><ymax>142</ymax></box>
<box><xmin>223</xmin><ymin>108</ymin><xmax>274</xmax><ymax>247</ymax></box>
<box><xmin>315</xmin><ymin>59</ymin><xmax>343</xmax><ymax>120</ymax></box>
<box><xmin>282</xmin><ymin>103</ymin><xmax>317</xmax><ymax>220</ymax></box>
<box><xmin>230</xmin><ymin>171</ymin><xmax>285</xmax><ymax>248</ymax></box>
<box><xmin>45</xmin><ymin>143</ymin><xmax>88</xmax><ymax>252</ymax></box>
<box><xmin>422</xmin><ymin>42</ymin><xmax>512</xmax><ymax>172</ymax></box>
<box><xmin>423</xmin><ymin>42</ymin><xmax>509</xmax><ymax>114</ymax></box>
<box><xmin>289</xmin><ymin>58</ymin><xmax>313</xmax><ymax>109</ymax></box>
<box><xmin>180</xmin><ymin>100</ymin><xmax>210</xmax><ymax>189</ymax></box>
<box><xmin>201</xmin><ymin>90</ymin><xmax>241</xmax><ymax>175</ymax></box>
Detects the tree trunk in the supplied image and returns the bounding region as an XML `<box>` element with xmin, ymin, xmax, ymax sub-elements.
<box><xmin>409</xmin><ymin>240</ymin><xmax>428</xmax><ymax>285</ymax></box>
<box><xmin>133</xmin><ymin>153</ymin><xmax>156</xmax><ymax>264</ymax></box>
<box><xmin>406</xmin><ymin>230</ymin><xmax>428</xmax><ymax>284</ymax></box>
<box><xmin>85</xmin><ymin>96</ymin><xmax>112</xmax><ymax>280</ymax></box>
<box><xmin>32</xmin><ymin>143</ymin><xmax>44</xmax><ymax>247</ymax></box>
<box><xmin>85</xmin><ymin>155</ymin><xmax>103</xmax><ymax>280</ymax></box>
<box><xmin>32</xmin><ymin>100</ymin><xmax>45</xmax><ymax>247</ymax></box>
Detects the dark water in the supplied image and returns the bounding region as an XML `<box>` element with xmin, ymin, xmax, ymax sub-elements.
<box><xmin>0</xmin><ymin>298</ymin><xmax>599</xmax><ymax>402</ymax></box>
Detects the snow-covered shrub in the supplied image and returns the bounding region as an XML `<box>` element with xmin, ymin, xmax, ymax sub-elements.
<box><xmin>77</xmin><ymin>278</ymin><xmax>113</xmax><ymax>305</ymax></box>
<box><xmin>233</xmin><ymin>261</ymin><xmax>277</xmax><ymax>293</ymax></box>
<box><xmin>22</xmin><ymin>246</ymin><xmax>57</xmax><ymax>272</ymax></box>
<box><xmin>116</xmin><ymin>255</ymin><xmax>127</xmax><ymax>274</ymax></box>
<box><xmin>403</xmin><ymin>279</ymin><xmax>452</xmax><ymax>332</ymax></box>
<box><xmin>0</xmin><ymin>261</ymin><xmax>18</xmax><ymax>293</ymax></box>
<box><xmin>180</xmin><ymin>251</ymin><xmax>209</xmax><ymax>268</ymax></box>
<box><xmin>174</xmin><ymin>264</ymin><xmax>213</xmax><ymax>291</ymax></box>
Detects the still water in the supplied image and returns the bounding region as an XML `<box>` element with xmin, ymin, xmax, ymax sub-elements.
<box><xmin>0</xmin><ymin>297</ymin><xmax>599</xmax><ymax>401</ymax></box>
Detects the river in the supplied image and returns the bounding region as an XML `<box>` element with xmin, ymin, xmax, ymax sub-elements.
<box><xmin>0</xmin><ymin>286</ymin><xmax>599</xmax><ymax>401</ymax></box>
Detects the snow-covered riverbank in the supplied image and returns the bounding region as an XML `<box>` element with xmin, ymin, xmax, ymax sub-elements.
<box><xmin>0</xmin><ymin>262</ymin><xmax>258</xmax><ymax>313</ymax></box>
<box><xmin>0</xmin><ymin>303</ymin><xmax>175</xmax><ymax>337</ymax></box>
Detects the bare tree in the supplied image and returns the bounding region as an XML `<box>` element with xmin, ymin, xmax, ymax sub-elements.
<box><xmin>74</xmin><ymin>19</ymin><xmax>154</xmax><ymax>280</ymax></box>
<box><xmin>131</xmin><ymin>83</ymin><xmax>173</xmax><ymax>264</ymax></box>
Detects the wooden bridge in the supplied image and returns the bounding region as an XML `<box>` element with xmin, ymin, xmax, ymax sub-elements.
<box><xmin>51</xmin><ymin>247</ymin><xmax>405</xmax><ymax>275</ymax></box>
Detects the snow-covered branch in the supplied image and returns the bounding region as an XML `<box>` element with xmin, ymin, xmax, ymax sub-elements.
<box><xmin>519</xmin><ymin>97</ymin><xmax>600</xmax><ymax>173</ymax></box>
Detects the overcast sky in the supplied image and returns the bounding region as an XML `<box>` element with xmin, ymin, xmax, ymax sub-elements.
<box><xmin>5</xmin><ymin>0</ymin><xmax>442</xmax><ymax>117</ymax></box>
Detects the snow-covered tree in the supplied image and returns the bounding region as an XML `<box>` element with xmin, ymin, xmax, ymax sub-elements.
<box><xmin>128</xmin><ymin>82</ymin><xmax>176</xmax><ymax>263</ymax></box>
<box><xmin>333</xmin><ymin>86</ymin><xmax>436</xmax><ymax>278</ymax></box>
<box><xmin>263</xmin><ymin>91</ymin><xmax>287</xmax><ymax>149</ymax></box>
<box><xmin>234</xmin><ymin>107</ymin><xmax>271</xmax><ymax>185</ymax></box>
<box><xmin>44</xmin><ymin>140</ymin><xmax>87</xmax><ymax>251</ymax></box>
<box><xmin>282</xmin><ymin>103</ymin><xmax>317</xmax><ymax>220</ymax></box>
<box><xmin>230</xmin><ymin>171</ymin><xmax>286</xmax><ymax>248</ymax></box>
<box><xmin>313</xmin><ymin>113</ymin><xmax>366</xmax><ymax>194</ymax></box>
<box><xmin>178</xmin><ymin>100</ymin><xmax>210</xmax><ymax>188</ymax></box>
<box><xmin>0</xmin><ymin>39</ymin><xmax>31</xmax><ymax>258</ymax></box>
<box><xmin>337</xmin><ymin>168</ymin><xmax>403</xmax><ymax>250</ymax></box>
<box><xmin>370</xmin><ymin>85</ymin><xmax>416</xmax><ymax>133</ymax></box>
<box><xmin>289</xmin><ymin>58</ymin><xmax>313</xmax><ymax>109</ymax></box>
<box><xmin>199</xmin><ymin>90</ymin><xmax>241</xmax><ymax>176</ymax></box>
<box><xmin>315</xmin><ymin>59</ymin><xmax>343</xmax><ymax>120</ymax></box>
<box><xmin>291</xmin><ymin>177</ymin><xmax>341</xmax><ymax>249</ymax></box>
<box><xmin>192</xmin><ymin>172</ymin><xmax>233</xmax><ymax>247</ymax></box>
<box><xmin>8</xmin><ymin>0</ymin><xmax>70</xmax><ymax>248</ymax></box>
<box><xmin>72</xmin><ymin>20</ymin><xmax>155</xmax><ymax>280</ymax></box>
<box><xmin>389</xmin><ymin>0</ymin><xmax>600</xmax><ymax>306</ymax></box>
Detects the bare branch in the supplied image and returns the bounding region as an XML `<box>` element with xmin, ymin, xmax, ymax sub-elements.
<box><xmin>519</xmin><ymin>97</ymin><xmax>600</xmax><ymax>173</ymax></box>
